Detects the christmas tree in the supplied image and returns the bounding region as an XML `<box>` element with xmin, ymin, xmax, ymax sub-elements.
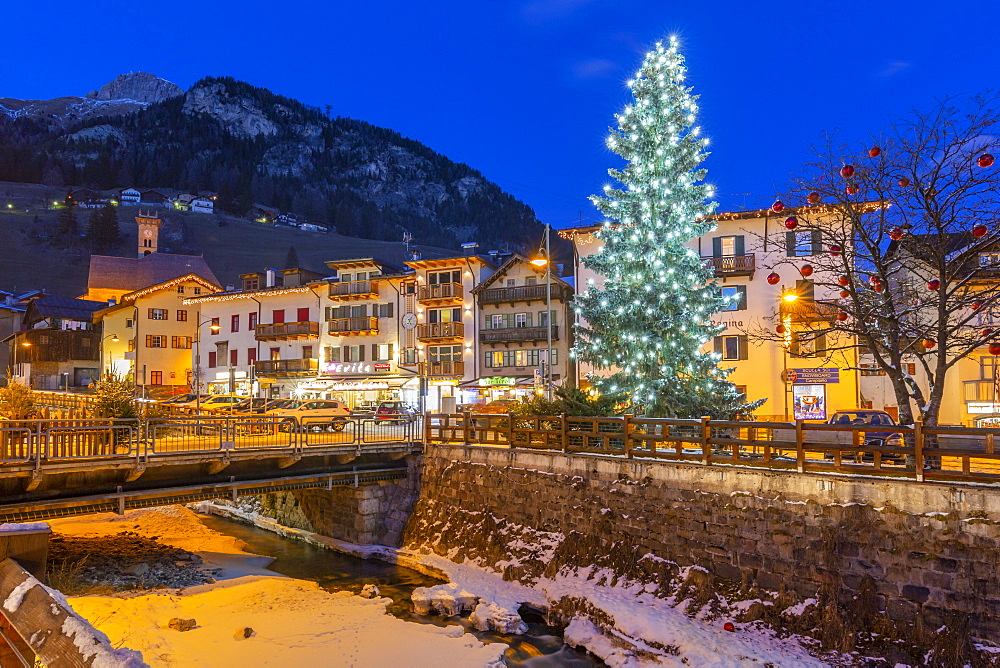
<box><xmin>574</xmin><ymin>36</ymin><xmax>762</xmax><ymax>419</ymax></box>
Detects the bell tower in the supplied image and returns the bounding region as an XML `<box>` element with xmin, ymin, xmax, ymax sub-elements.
<box><xmin>136</xmin><ymin>210</ymin><xmax>162</xmax><ymax>257</ymax></box>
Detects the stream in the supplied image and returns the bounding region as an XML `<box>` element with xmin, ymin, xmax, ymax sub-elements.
<box><xmin>197</xmin><ymin>514</ymin><xmax>604</xmax><ymax>667</ymax></box>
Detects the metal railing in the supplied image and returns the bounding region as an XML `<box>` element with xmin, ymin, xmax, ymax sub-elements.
<box><xmin>329</xmin><ymin>280</ymin><xmax>379</xmax><ymax>299</ymax></box>
<box><xmin>417</xmin><ymin>282</ymin><xmax>463</xmax><ymax>301</ymax></box>
<box><xmin>416</xmin><ymin>322</ymin><xmax>464</xmax><ymax>340</ymax></box>
<box><xmin>419</xmin><ymin>361</ymin><xmax>465</xmax><ymax>376</ymax></box>
<box><xmin>255</xmin><ymin>321</ymin><xmax>319</xmax><ymax>340</ymax></box>
<box><xmin>702</xmin><ymin>254</ymin><xmax>755</xmax><ymax>276</ymax></box>
<box><xmin>328</xmin><ymin>316</ymin><xmax>379</xmax><ymax>335</ymax></box>
<box><xmin>479</xmin><ymin>284</ymin><xmax>570</xmax><ymax>304</ymax></box>
<box><xmin>425</xmin><ymin>413</ymin><xmax>1000</xmax><ymax>485</ymax></box>
<box><xmin>480</xmin><ymin>325</ymin><xmax>557</xmax><ymax>343</ymax></box>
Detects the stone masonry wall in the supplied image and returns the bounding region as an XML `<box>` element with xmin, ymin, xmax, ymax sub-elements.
<box><xmin>403</xmin><ymin>444</ymin><xmax>1000</xmax><ymax>643</ymax></box>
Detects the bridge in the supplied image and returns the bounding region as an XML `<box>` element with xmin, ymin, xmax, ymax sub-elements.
<box><xmin>0</xmin><ymin>415</ymin><xmax>419</xmax><ymax>522</ymax></box>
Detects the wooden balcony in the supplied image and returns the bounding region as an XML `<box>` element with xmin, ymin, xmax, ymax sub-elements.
<box><xmin>703</xmin><ymin>254</ymin><xmax>755</xmax><ymax>277</ymax></box>
<box><xmin>479</xmin><ymin>284</ymin><xmax>571</xmax><ymax>305</ymax></box>
<box><xmin>417</xmin><ymin>282</ymin><xmax>463</xmax><ymax>304</ymax></box>
<box><xmin>416</xmin><ymin>321</ymin><xmax>465</xmax><ymax>341</ymax></box>
<box><xmin>780</xmin><ymin>300</ymin><xmax>840</xmax><ymax>322</ymax></box>
<box><xmin>480</xmin><ymin>325</ymin><xmax>558</xmax><ymax>344</ymax></box>
<box><xmin>254</xmin><ymin>358</ymin><xmax>319</xmax><ymax>377</ymax></box>
<box><xmin>419</xmin><ymin>361</ymin><xmax>465</xmax><ymax>377</ymax></box>
<box><xmin>328</xmin><ymin>280</ymin><xmax>379</xmax><ymax>301</ymax></box>
<box><xmin>255</xmin><ymin>321</ymin><xmax>319</xmax><ymax>341</ymax></box>
<box><xmin>328</xmin><ymin>316</ymin><xmax>379</xmax><ymax>336</ymax></box>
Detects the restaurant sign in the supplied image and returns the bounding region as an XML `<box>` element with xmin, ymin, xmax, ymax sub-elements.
<box><xmin>479</xmin><ymin>377</ymin><xmax>516</xmax><ymax>386</ymax></box>
<box><xmin>321</xmin><ymin>362</ymin><xmax>393</xmax><ymax>374</ymax></box>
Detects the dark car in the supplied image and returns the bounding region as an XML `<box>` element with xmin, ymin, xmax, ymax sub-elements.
<box><xmin>231</xmin><ymin>398</ymin><xmax>272</xmax><ymax>414</ymax></box>
<box><xmin>374</xmin><ymin>401</ymin><xmax>416</xmax><ymax>422</ymax></box>
<box><xmin>825</xmin><ymin>410</ymin><xmax>906</xmax><ymax>462</ymax></box>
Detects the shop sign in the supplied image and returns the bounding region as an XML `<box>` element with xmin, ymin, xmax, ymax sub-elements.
<box><xmin>430</xmin><ymin>379</ymin><xmax>458</xmax><ymax>387</ymax></box>
<box><xmin>214</xmin><ymin>371</ymin><xmax>248</xmax><ymax>380</ymax></box>
<box><xmin>328</xmin><ymin>382</ymin><xmax>390</xmax><ymax>391</ymax></box>
<box><xmin>792</xmin><ymin>384</ymin><xmax>827</xmax><ymax>420</ymax></box>
<box><xmin>322</xmin><ymin>362</ymin><xmax>393</xmax><ymax>374</ymax></box>
<box><xmin>788</xmin><ymin>368</ymin><xmax>840</xmax><ymax>384</ymax></box>
<box><xmin>374</xmin><ymin>363</ymin><xmax>391</xmax><ymax>371</ymax></box>
<box><xmin>479</xmin><ymin>377</ymin><xmax>515</xmax><ymax>386</ymax></box>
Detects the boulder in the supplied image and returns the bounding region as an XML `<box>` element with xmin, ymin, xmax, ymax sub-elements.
<box><xmin>168</xmin><ymin>618</ymin><xmax>197</xmax><ymax>632</ymax></box>
<box><xmin>233</xmin><ymin>627</ymin><xmax>255</xmax><ymax>640</ymax></box>
<box><xmin>360</xmin><ymin>584</ymin><xmax>380</xmax><ymax>599</ymax></box>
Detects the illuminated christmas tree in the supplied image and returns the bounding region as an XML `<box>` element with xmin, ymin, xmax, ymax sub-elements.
<box><xmin>574</xmin><ymin>36</ymin><xmax>761</xmax><ymax>418</ymax></box>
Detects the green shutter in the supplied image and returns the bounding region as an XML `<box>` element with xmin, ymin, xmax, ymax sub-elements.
<box><xmin>734</xmin><ymin>235</ymin><xmax>745</xmax><ymax>256</ymax></box>
<box><xmin>785</xmin><ymin>231</ymin><xmax>797</xmax><ymax>257</ymax></box>
<box><xmin>713</xmin><ymin>336</ymin><xmax>722</xmax><ymax>355</ymax></box>
<box><xmin>738</xmin><ymin>335</ymin><xmax>749</xmax><ymax>360</ymax></box>
<box><xmin>811</xmin><ymin>229</ymin><xmax>823</xmax><ymax>254</ymax></box>
<box><xmin>712</xmin><ymin>237</ymin><xmax>722</xmax><ymax>258</ymax></box>
<box><xmin>736</xmin><ymin>286</ymin><xmax>747</xmax><ymax>311</ymax></box>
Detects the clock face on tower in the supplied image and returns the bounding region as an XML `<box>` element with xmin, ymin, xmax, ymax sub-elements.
<box><xmin>143</xmin><ymin>229</ymin><xmax>152</xmax><ymax>238</ymax></box>
<box><xmin>402</xmin><ymin>313</ymin><xmax>417</xmax><ymax>330</ymax></box>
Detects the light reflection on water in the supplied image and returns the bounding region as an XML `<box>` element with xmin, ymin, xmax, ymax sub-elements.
<box><xmin>197</xmin><ymin>515</ymin><xmax>604</xmax><ymax>667</ymax></box>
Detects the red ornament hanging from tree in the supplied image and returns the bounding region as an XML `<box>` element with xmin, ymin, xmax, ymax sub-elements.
<box><xmin>927</xmin><ymin>279</ymin><xmax>940</xmax><ymax>290</ymax></box>
<box><xmin>766</xmin><ymin>272</ymin><xmax>781</xmax><ymax>285</ymax></box>
<box><xmin>983</xmin><ymin>328</ymin><xmax>994</xmax><ymax>338</ymax></box>
<box><xmin>973</xmin><ymin>302</ymin><xmax>983</xmax><ymax>311</ymax></box>
<box><xmin>800</xmin><ymin>264</ymin><xmax>814</xmax><ymax>277</ymax></box>
<box><xmin>771</xmin><ymin>200</ymin><xmax>784</xmax><ymax>213</ymax></box>
<box><xmin>807</xmin><ymin>191</ymin><xmax>821</xmax><ymax>204</ymax></box>
<box><xmin>838</xmin><ymin>275</ymin><xmax>849</xmax><ymax>286</ymax></box>
<box><xmin>830</xmin><ymin>245</ymin><xmax>842</xmax><ymax>256</ymax></box>
<box><xmin>991</xmin><ymin>343</ymin><xmax>1000</xmax><ymax>356</ymax></box>
<box><xmin>840</xmin><ymin>290</ymin><xmax>850</xmax><ymax>299</ymax></box>
<box><xmin>775</xmin><ymin>324</ymin><xmax>786</xmax><ymax>334</ymax></box>
<box><xmin>889</xmin><ymin>228</ymin><xmax>905</xmax><ymax>240</ymax></box>
<box><xmin>840</xmin><ymin>165</ymin><xmax>855</xmax><ymax>178</ymax></box>
<box><xmin>869</xmin><ymin>146</ymin><xmax>882</xmax><ymax>158</ymax></box>
<box><xmin>923</xmin><ymin>339</ymin><xmax>937</xmax><ymax>349</ymax></box>
<box><xmin>784</xmin><ymin>216</ymin><xmax>798</xmax><ymax>230</ymax></box>
<box><xmin>898</xmin><ymin>176</ymin><xmax>911</xmax><ymax>187</ymax></box>
<box><xmin>973</xmin><ymin>224</ymin><xmax>989</xmax><ymax>238</ymax></box>
<box><xmin>979</xmin><ymin>153</ymin><xmax>995</xmax><ymax>168</ymax></box>
<box><xmin>837</xmin><ymin>311</ymin><xmax>849</xmax><ymax>321</ymax></box>
<box><xmin>846</xmin><ymin>185</ymin><xmax>859</xmax><ymax>195</ymax></box>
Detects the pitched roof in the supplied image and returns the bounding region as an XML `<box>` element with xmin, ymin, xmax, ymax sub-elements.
<box><xmin>471</xmin><ymin>253</ymin><xmax>573</xmax><ymax>293</ymax></box>
<box><xmin>87</xmin><ymin>253</ymin><xmax>221</xmax><ymax>293</ymax></box>
<box><xmin>28</xmin><ymin>296</ymin><xmax>106</xmax><ymax>323</ymax></box>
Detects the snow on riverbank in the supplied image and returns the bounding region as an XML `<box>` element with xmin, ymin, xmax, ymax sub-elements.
<box><xmin>47</xmin><ymin>507</ymin><xmax>507</xmax><ymax>667</ymax></box>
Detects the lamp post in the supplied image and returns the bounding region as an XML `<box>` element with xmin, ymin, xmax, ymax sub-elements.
<box><xmin>194</xmin><ymin>318</ymin><xmax>221</xmax><ymax>414</ymax></box>
<box><xmin>11</xmin><ymin>339</ymin><xmax>30</xmax><ymax>385</ymax></box>
<box><xmin>531</xmin><ymin>222</ymin><xmax>553</xmax><ymax>400</ymax></box>
<box><xmin>780</xmin><ymin>289</ymin><xmax>799</xmax><ymax>421</ymax></box>
<box><xmin>100</xmin><ymin>333</ymin><xmax>120</xmax><ymax>378</ymax></box>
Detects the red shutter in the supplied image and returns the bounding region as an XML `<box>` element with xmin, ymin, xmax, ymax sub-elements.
<box><xmin>247</xmin><ymin>348</ymin><xmax>256</xmax><ymax>365</ymax></box>
<box><xmin>297</xmin><ymin>307</ymin><xmax>310</xmax><ymax>322</ymax></box>
<box><xmin>272</xmin><ymin>310</ymin><xmax>285</xmax><ymax>324</ymax></box>
<box><xmin>230</xmin><ymin>350</ymin><xmax>238</xmax><ymax>366</ymax></box>
<box><xmin>208</xmin><ymin>352</ymin><xmax>217</xmax><ymax>368</ymax></box>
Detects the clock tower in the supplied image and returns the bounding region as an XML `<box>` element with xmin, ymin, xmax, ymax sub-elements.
<box><xmin>136</xmin><ymin>210</ymin><xmax>162</xmax><ymax>257</ymax></box>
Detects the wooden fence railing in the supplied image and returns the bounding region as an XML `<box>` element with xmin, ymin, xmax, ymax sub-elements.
<box><xmin>425</xmin><ymin>413</ymin><xmax>1000</xmax><ymax>485</ymax></box>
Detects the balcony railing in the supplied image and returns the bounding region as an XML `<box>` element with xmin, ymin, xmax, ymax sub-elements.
<box><xmin>255</xmin><ymin>321</ymin><xmax>319</xmax><ymax>340</ymax></box>
<box><xmin>328</xmin><ymin>316</ymin><xmax>379</xmax><ymax>335</ymax></box>
<box><xmin>254</xmin><ymin>358</ymin><xmax>319</xmax><ymax>376</ymax></box>
<box><xmin>702</xmin><ymin>254</ymin><xmax>755</xmax><ymax>277</ymax></box>
<box><xmin>328</xmin><ymin>280</ymin><xmax>379</xmax><ymax>300</ymax></box>
<box><xmin>419</xmin><ymin>361</ymin><xmax>465</xmax><ymax>377</ymax></box>
<box><xmin>480</xmin><ymin>325</ymin><xmax>558</xmax><ymax>343</ymax></box>
<box><xmin>416</xmin><ymin>322</ymin><xmax>465</xmax><ymax>340</ymax></box>
<box><xmin>479</xmin><ymin>284</ymin><xmax>570</xmax><ymax>304</ymax></box>
<box><xmin>964</xmin><ymin>379</ymin><xmax>1000</xmax><ymax>403</ymax></box>
<box><xmin>417</xmin><ymin>282</ymin><xmax>463</xmax><ymax>302</ymax></box>
<box><xmin>780</xmin><ymin>300</ymin><xmax>840</xmax><ymax>322</ymax></box>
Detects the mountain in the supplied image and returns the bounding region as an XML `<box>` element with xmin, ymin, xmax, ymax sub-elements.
<box><xmin>0</xmin><ymin>75</ymin><xmax>546</xmax><ymax>251</ymax></box>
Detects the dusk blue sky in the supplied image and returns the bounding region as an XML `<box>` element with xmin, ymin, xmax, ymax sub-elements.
<box><xmin>4</xmin><ymin>1</ymin><xmax>997</xmax><ymax>231</ymax></box>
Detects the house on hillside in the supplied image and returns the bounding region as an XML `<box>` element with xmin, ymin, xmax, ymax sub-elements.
<box><xmin>69</xmin><ymin>188</ymin><xmax>99</xmax><ymax>205</ymax></box>
<box><xmin>140</xmin><ymin>190</ymin><xmax>171</xmax><ymax>205</ymax></box>
<box><xmin>173</xmin><ymin>194</ymin><xmax>195</xmax><ymax>211</ymax></box>
<box><xmin>299</xmin><ymin>222</ymin><xmax>329</xmax><ymax>233</ymax></box>
<box><xmin>119</xmin><ymin>188</ymin><xmax>141</xmax><ymax>205</ymax></box>
<box><xmin>250</xmin><ymin>205</ymin><xmax>278</xmax><ymax>224</ymax></box>
<box><xmin>275</xmin><ymin>212</ymin><xmax>305</xmax><ymax>227</ymax></box>
<box><xmin>191</xmin><ymin>196</ymin><xmax>214</xmax><ymax>214</ymax></box>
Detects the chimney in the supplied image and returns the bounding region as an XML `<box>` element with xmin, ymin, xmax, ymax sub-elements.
<box><xmin>225</xmin><ymin>284</ymin><xmax>234</xmax><ymax>292</ymax></box>
<box><xmin>461</xmin><ymin>242</ymin><xmax>478</xmax><ymax>257</ymax></box>
<box><xmin>265</xmin><ymin>268</ymin><xmax>277</xmax><ymax>288</ymax></box>
<box><xmin>107</xmin><ymin>298</ymin><xmax>116</xmax><ymax>307</ymax></box>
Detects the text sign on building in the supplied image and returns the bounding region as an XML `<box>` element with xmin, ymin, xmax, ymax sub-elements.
<box><xmin>321</xmin><ymin>362</ymin><xmax>393</xmax><ymax>374</ymax></box>
<box><xmin>789</xmin><ymin>368</ymin><xmax>840</xmax><ymax>384</ymax></box>
<box><xmin>479</xmin><ymin>377</ymin><xmax>515</xmax><ymax>387</ymax></box>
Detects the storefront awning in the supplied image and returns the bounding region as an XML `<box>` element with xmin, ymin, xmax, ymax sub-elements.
<box><xmin>310</xmin><ymin>375</ymin><xmax>411</xmax><ymax>391</ymax></box>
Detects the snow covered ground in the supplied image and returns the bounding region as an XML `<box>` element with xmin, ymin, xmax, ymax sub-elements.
<box><xmin>46</xmin><ymin>507</ymin><xmax>507</xmax><ymax>667</ymax></box>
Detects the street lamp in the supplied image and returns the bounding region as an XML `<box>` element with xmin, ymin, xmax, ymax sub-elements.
<box><xmin>100</xmin><ymin>333</ymin><xmax>120</xmax><ymax>378</ymax></box>
<box><xmin>779</xmin><ymin>289</ymin><xmax>799</xmax><ymax>421</ymax></box>
<box><xmin>11</xmin><ymin>340</ymin><xmax>30</xmax><ymax>384</ymax></box>
<box><xmin>531</xmin><ymin>222</ymin><xmax>553</xmax><ymax>400</ymax></box>
<box><xmin>194</xmin><ymin>318</ymin><xmax>221</xmax><ymax>414</ymax></box>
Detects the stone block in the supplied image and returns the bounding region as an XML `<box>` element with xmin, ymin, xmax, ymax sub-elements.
<box><xmin>886</xmin><ymin>597</ymin><xmax>919</xmax><ymax>622</ymax></box>
<box><xmin>901</xmin><ymin>584</ymin><xmax>930</xmax><ymax>604</ymax></box>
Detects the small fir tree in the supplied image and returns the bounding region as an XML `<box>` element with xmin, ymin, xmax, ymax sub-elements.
<box><xmin>56</xmin><ymin>205</ymin><xmax>78</xmax><ymax>242</ymax></box>
<box><xmin>85</xmin><ymin>203</ymin><xmax>122</xmax><ymax>252</ymax></box>
<box><xmin>574</xmin><ymin>37</ymin><xmax>762</xmax><ymax>419</ymax></box>
<box><xmin>284</xmin><ymin>245</ymin><xmax>300</xmax><ymax>269</ymax></box>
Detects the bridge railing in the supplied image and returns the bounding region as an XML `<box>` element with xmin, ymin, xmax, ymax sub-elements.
<box><xmin>425</xmin><ymin>413</ymin><xmax>1000</xmax><ymax>485</ymax></box>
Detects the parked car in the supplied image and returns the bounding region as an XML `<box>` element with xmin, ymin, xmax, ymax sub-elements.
<box><xmin>470</xmin><ymin>399</ymin><xmax>520</xmax><ymax>428</ymax></box>
<box><xmin>230</xmin><ymin>398</ymin><xmax>272</xmax><ymax>414</ymax></box>
<box><xmin>374</xmin><ymin>401</ymin><xmax>417</xmax><ymax>422</ymax></box>
<box><xmin>265</xmin><ymin>399</ymin><xmax>351</xmax><ymax>432</ymax></box>
<box><xmin>159</xmin><ymin>393</ymin><xmax>198</xmax><ymax>405</ymax></box>
<box><xmin>823</xmin><ymin>410</ymin><xmax>906</xmax><ymax>462</ymax></box>
<box><xmin>175</xmin><ymin>395</ymin><xmax>246</xmax><ymax>413</ymax></box>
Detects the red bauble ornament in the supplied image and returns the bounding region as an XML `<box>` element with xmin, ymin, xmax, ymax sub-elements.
<box><xmin>846</xmin><ymin>185</ymin><xmax>859</xmax><ymax>195</ymax></box>
<box><xmin>898</xmin><ymin>176</ymin><xmax>911</xmax><ymax>187</ymax></box>
<box><xmin>978</xmin><ymin>153</ymin><xmax>995</xmax><ymax>168</ymax></box>
<box><xmin>838</xmin><ymin>275</ymin><xmax>849</xmax><ymax>287</ymax></box>
<box><xmin>983</xmin><ymin>328</ymin><xmax>994</xmax><ymax>338</ymax></box>
<box><xmin>724</xmin><ymin>622</ymin><xmax>736</xmax><ymax>633</ymax></box>
<box><xmin>766</xmin><ymin>272</ymin><xmax>781</xmax><ymax>285</ymax></box>
<box><xmin>889</xmin><ymin>228</ymin><xmax>905</xmax><ymax>241</ymax></box>
<box><xmin>923</xmin><ymin>339</ymin><xmax>936</xmax><ymax>349</ymax></box>
<box><xmin>869</xmin><ymin>276</ymin><xmax>884</xmax><ymax>292</ymax></box>
<box><xmin>829</xmin><ymin>245</ymin><xmax>842</xmax><ymax>256</ymax></box>
<box><xmin>837</xmin><ymin>311</ymin><xmax>849</xmax><ymax>322</ymax></box>
<box><xmin>775</xmin><ymin>324</ymin><xmax>786</xmax><ymax>334</ymax></box>
<box><xmin>869</xmin><ymin>146</ymin><xmax>882</xmax><ymax>158</ymax></box>
<box><xmin>807</xmin><ymin>191</ymin><xmax>821</xmax><ymax>204</ymax></box>
<box><xmin>840</xmin><ymin>290</ymin><xmax>850</xmax><ymax>299</ymax></box>
<box><xmin>840</xmin><ymin>165</ymin><xmax>855</xmax><ymax>178</ymax></box>
<box><xmin>990</xmin><ymin>343</ymin><xmax>1000</xmax><ymax>356</ymax></box>
<box><xmin>873</xmin><ymin>284</ymin><xmax>884</xmax><ymax>293</ymax></box>
<box><xmin>784</xmin><ymin>216</ymin><xmax>798</xmax><ymax>230</ymax></box>
<box><xmin>973</xmin><ymin>224</ymin><xmax>989</xmax><ymax>239</ymax></box>
<box><xmin>771</xmin><ymin>200</ymin><xmax>785</xmax><ymax>213</ymax></box>
<box><xmin>800</xmin><ymin>264</ymin><xmax>814</xmax><ymax>277</ymax></box>
<box><xmin>927</xmin><ymin>279</ymin><xmax>940</xmax><ymax>290</ymax></box>
<box><xmin>973</xmin><ymin>302</ymin><xmax>983</xmax><ymax>311</ymax></box>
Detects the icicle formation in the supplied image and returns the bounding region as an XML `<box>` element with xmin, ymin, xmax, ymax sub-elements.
<box><xmin>573</xmin><ymin>36</ymin><xmax>763</xmax><ymax>419</ymax></box>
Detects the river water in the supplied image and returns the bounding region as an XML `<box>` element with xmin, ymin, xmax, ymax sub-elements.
<box><xmin>198</xmin><ymin>515</ymin><xmax>603</xmax><ymax>667</ymax></box>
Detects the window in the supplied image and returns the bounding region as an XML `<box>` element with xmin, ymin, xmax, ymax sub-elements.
<box><xmin>506</xmin><ymin>279</ymin><xmax>516</xmax><ymax>287</ymax></box>
<box><xmin>148</xmin><ymin>308</ymin><xmax>168</xmax><ymax>320</ymax></box>
<box><xmin>243</xmin><ymin>277</ymin><xmax>260</xmax><ymax>291</ymax></box>
<box><xmin>125</xmin><ymin>318</ymin><xmax>134</xmax><ymax>328</ymax></box>
<box><xmin>171</xmin><ymin>336</ymin><xmax>192</xmax><ymax>349</ymax></box>
<box><xmin>377</xmin><ymin>302</ymin><xmax>394</xmax><ymax>318</ymax></box>
<box><xmin>720</xmin><ymin>285</ymin><xmax>747</xmax><ymax>311</ymax></box>
<box><xmin>514</xmin><ymin>313</ymin><xmax>528</xmax><ymax>328</ymax></box>
<box><xmin>272</xmin><ymin>310</ymin><xmax>285</xmax><ymax>324</ymax></box>
<box><xmin>525</xmin><ymin>277</ymin><xmax>537</xmax><ymax>285</ymax></box>
<box><xmin>177</xmin><ymin>286</ymin><xmax>185</xmax><ymax>294</ymax></box>
<box><xmin>515</xmin><ymin>350</ymin><xmax>527</xmax><ymax>367</ymax></box>
<box><xmin>344</xmin><ymin>345</ymin><xmax>365</xmax><ymax>362</ymax></box>
<box><xmin>249</xmin><ymin>312</ymin><xmax>258</xmax><ymax>330</ymax></box>
<box><xmin>372</xmin><ymin>343</ymin><xmax>393</xmax><ymax>361</ymax></box>
<box><xmin>429</xmin><ymin>307</ymin><xmax>461</xmax><ymax>323</ymax></box>
<box><xmin>981</xmin><ymin>356</ymin><xmax>1000</xmax><ymax>380</ymax></box>
<box><xmin>430</xmin><ymin>345</ymin><xmax>462</xmax><ymax>362</ymax></box>
<box><xmin>980</xmin><ymin>253</ymin><xmax>1000</xmax><ymax>268</ymax></box>
<box><xmin>127</xmin><ymin>339</ymin><xmax>135</xmax><ymax>352</ymax></box>
<box><xmin>786</xmin><ymin>230</ymin><xmax>822</xmax><ymax>257</ymax></box>
<box><xmin>208</xmin><ymin>351</ymin><xmax>217</xmax><ymax>368</ymax></box>
<box><xmin>428</xmin><ymin>270</ymin><xmax>461</xmax><ymax>285</ymax></box>
<box><xmin>324</xmin><ymin>346</ymin><xmax>340</xmax><ymax>363</ymax></box>
<box><xmin>193</xmin><ymin>287</ymin><xmax>202</xmax><ymax>295</ymax></box>
<box><xmin>350</xmin><ymin>305</ymin><xmax>367</xmax><ymax>318</ymax></box>
<box><xmin>402</xmin><ymin>348</ymin><xmax>418</xmax><ymax>364</ymax></box>
<box><xmin>485</xmin><ymin>351</ymin><xmax>505</xmax><ymax>368</ymax></box>
<box><xmin>714</xmin><ymin>335</ymin><xmax>748</xmax><ymax>361</ymax></box>
<box><xmin>270</xmin><ymin>347</ymin><xmax>280</xmax><ymax>361</ymax></box>
<box><xmin>230</xmin><ymin>349</ymin><xmax>239</xmax><ymax>367</ymax></box>
<box><xmin>176</xmin><ymin>310</ymin><xmax>188</xmax><ymax>322</ymax></box>
<box><xmin>713</xmin><ymin>235</ymin><xmax>744</xmax><ymax>257</ymax></box>
<box><xmin>404</xmin><ymin>282</ymin><xmax>416</xmax><ymax>295</ymax></box>
<box><xmin>228</xmin><ymin>314</ymin><xmax>238</xmax><ymax>333</ymax></box>
<box><xmin>538</xmin><ymin>310</ymin><xmax>558</xmax><ymax>326</ymax></box>
<box><xmin>860</xmin><ymin>364</ymin><xmax>886</xmax><ymax>376</ymax></box>
<box><xmin>297</xmin><ymin>307</ymin><xmax>310</xmax><ymax>322</ymax></box>
<box><xmin>794</xmin><ymin>279</ymin><xmax>816</xmax><ymax>305</ymax></box>
<box><xmin>302</xmin><ymin>346</ymin><xmax>313</xmax><ymax>359</ymax></box>
<box><xmin>247</xmin><ymin>348</ymin><xmax>256</xmax><ymax>366</ymax></box>
<box><xmin>150</xmin><ymin>371</ymin><xmax>163</xmax><ymax>385</ymax></box>
<box><xmin>145</xmin><ymin>335</ymin><xmax>166</xmax><ymax>348</ymax></box>
<box><xmin>791</xmin><ymin>331</ymin><xmax>826</xmax><ymax>357</ymax></box>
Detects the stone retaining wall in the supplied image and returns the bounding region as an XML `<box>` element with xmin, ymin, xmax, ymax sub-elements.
<box><xmin>403</xmin><ymin>444</ymin><xmax>1000</xmax><ymax>643</ymax></box>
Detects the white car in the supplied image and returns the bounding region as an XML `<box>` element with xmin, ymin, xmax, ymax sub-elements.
<box><xmin>265</xmin><ymin>399</ymin><xmax>351</xmax><ymax>432</ymax></box>
<box><xmin>176</xmin><ymin>395</ymin><xmax>246</xmax><ymax>413</ymax></box>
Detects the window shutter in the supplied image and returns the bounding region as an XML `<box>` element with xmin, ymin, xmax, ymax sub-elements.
<box><xmin>735</xmin><ymin>286</ymin><xmax>748</xmax><ymax>311</ymax></box>
<box><xmin>712</xmin><ymin>237</ymin><xmax>722</xmax><ymax>258</ymax></box>
<box><xmin>388</xmin><ymin>343</ymin><xmax>394</xmax><ymax>360</ymax></box>
<box><xmin>713</xmin><ymin>336</ymin><xmax>722</xmax><ymax>355</ymax></box>
<box><xmin>785</xmin><ymin>231</ymin><xmax>797</xmax><ymax>257</ymax></box>
<box><xmin>734</xmin><ymin>235</ymin><xmax>745</xmax><ymax>256</ymax></box>
<box><xmin>387</xmin><ymin>302</ymin><xmax>394</xmax><ymax>318</ymax></box>
<box><xmin>342</xmin><ymin>345</ymin><xmax>348</xmax><ymax>362</ymax></box>
<box><xmin>359</xmin><ymin>345</ymin><xmax>365</xmax><ymax>362</ymax></box>
<box><xmin>811</xmin><ymin>229</ymin><xmax>823</xmax><ymax>254</ymax></box>
<box><xmin>372</xmin><ymin>344</ymin><xmax>377</xmax><ymax>360</ymax></box>
<box><xmin>815</xmin><ymin>333</ymin><xmax>826</xmax><ymax>354</ymax></box>
<box><xmin>325</xmin><ymin>306</ymin><xmax>332</xmax><ymax>320</ymax></box>
<box><xmin>738</xmin><ymin>335</ymin><xmax>749</xmax><ymax>360</ymax></box>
